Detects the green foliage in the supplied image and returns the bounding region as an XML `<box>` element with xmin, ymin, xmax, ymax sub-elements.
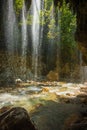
<box><xmin>60</xmin><ymin>1</ymin><xmax>76</xmax><ymax>56</ymax></box>
<box><xmin>47</xmin><ymin>18</ymin><xmax>58</xmax><ymax>39</ymax></box>
<box><xmin>44</xmin><ymin>0</ymin><xmax>53</xmax><ymax>10</ymax></box>
<box><xmin>15</xmin><ymin>0</ymin><xmax>24</xmax><ymax>14</ymax></box>
<box><xmin>43</xmin><ymin>1</ymin><xmax>58</xmax><ymax>39</ymax></box>
<box><xmin>58</xmin><ymin>0</ymin><xmax>78</xmax><ymax>79</ymax></box>
<box><xmin>27</xmin><ymin>15</ymin><xmax>33</xmax><ymax>25</ymax></box>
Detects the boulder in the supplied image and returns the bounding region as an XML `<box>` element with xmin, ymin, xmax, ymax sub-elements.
<box><xmin>0</xmin><ymin>107</ymin><xmax>37</xmax><ymax>130</ymax></box>
<box><xmin>64</xmin><ymin>113</ymin><xmax>87</xmax><ymax>130</ymax></box>
<box><xmin>47</xmin><ymin>70</ymin><xmax>59</xmax><ymax>81</ymax></box>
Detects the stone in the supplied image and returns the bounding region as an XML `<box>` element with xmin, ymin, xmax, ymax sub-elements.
<box><xmin>63</xmin><ymin>114</ymin><xmax>87</xmax><ymax>130</ymax></box>
<box><xmin>47</xmin><ymin>70</ymin><xmax>59</xmax><ymax>81</ymax></box>
<box><xmin>42</xmin><ymin>87</ymin><xmax>49</xmax><ymax>92</ymax></box>
<box><xmin>15</xmin><ymin>79</ymin><xmax>23</xmax><ymax>84</ymax></box>
<box><xmin>64</xmin><ymin>114</ymin><xmax>80</xmax><ymax>129</ymax></box>
<box><xmin>0</xmin><ymin>107</ymin><xmax>37</xmax><ymax>130</ymax></box>
<box><xmin>84</xmin><ymin>82</ymin><xmax>87</xmax><ymax>85</ymax></box>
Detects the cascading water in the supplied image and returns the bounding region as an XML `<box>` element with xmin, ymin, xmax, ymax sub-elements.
<box><xmin>3</xmin><ymin>0</ymin><xmax>19</xmax><ymax>81</ymax></box>
<box><xmin>20</xmin><ymin>1</ymin><xmax>28</xmax><ymax>80</ymax></box>
<box><xmin>0</xmin><ymin>0</ymin><xmax>84</xmax><ymax>85</ymax></box>
<box><xmin>22</xmin><ymin>1</ymin><xmax>27</xmax><ymax>57</ymax></box>
<box><xmin>31</xmin><ymin>0</ymin><xmax>42</xmax><ymax>79</ymax></box>
<box><xmin>4</xmin><ymin>0</ymin><xmax>18</xmax><ymax>54</ymax></box>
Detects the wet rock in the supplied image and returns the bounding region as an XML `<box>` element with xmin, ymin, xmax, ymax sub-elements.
<box><xmin>59</xmin><ymin>97</ymin><xmax>70</xmax><ymax>103</ymax></box>
<box><xmin>0</xmin><ymin>106</ymin><xmax>11</xmax><ymax>114</ymax></box>
<box><xmin>59</xmin><ymin>87</ymin><xmax>68</xmax><ymax>92</ymax></box>
<box><xmin>15</xmin><ymin>78</ymin><xmax>23</xmax><ymax>84</ymax></box>
<box><xmin>64</xmin><ymin>114</ymin><xmax>81</xmax><ymax>130</ymax></box>
<box><xmin>69</xmin><ymin>117</ymin><xmax>87</xmax><ymax>130</ymax></box>
<box><xmin>0</xmin><ymin>71</ymin><xmax>15</xmax><ymax>87</ymax></box>
<box><xmin>66</xmin><ymin>93</ymin><xmax>71</xmax><ymax>96</ymax></box>
<box><xmin>84</xmin><ymin>82</ymin><xmax>87</xmax><ymax>85</ymax></box>
<box><xmin>42</xmin><ymin>87</ymin><xmax>49</xmax><ymax>92</ymax></box>
<box><xmin>80</xmin><ymin>106</ymin><xmax>87</xmax><ymax>117</ymax></box>
<box><xmin>80</xmin><ymin>98</ymin><xmax>87</xmax><ymax>104</ymax></box>
<box><xmin>80</xmin><ymin>85</ymin><xmax>87</xmax><ymax>94</ymax></box>
<box><xmin>47</xmin><ymin>70</ymin><xmax>59</xmax><ymax>81</ymax></box>
<box><xmin>64</xmin><ymin>114</ymin><xmax>87</xmax><ymax>130</ymax></box>
<box><xmin>0</xmin><ymin>107</ymin><xmax>37</xmax><ymax>130</ymax></box>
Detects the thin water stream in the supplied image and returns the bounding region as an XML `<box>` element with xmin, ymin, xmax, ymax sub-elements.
<box><xmin>22</xmin><ymin>1</ymin><xmax>27</xmax><ymax>57</ymax></box>
<box><xmin>31</xmin><ymin>0</ymin><xmax>41</xmax><ymax>79</ymax></box>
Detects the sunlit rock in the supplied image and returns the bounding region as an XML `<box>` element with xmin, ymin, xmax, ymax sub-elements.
<box><xmin>42</xmin><ymin>87</ymin><xmax>49</xmax><ymax>92</ymax></box>
<box><xmin>84</xmin><ymin>82</ymin><xmax>87</xmax><ymax>85</ymax></box>
<box><xmin>47</xmin><ymin>70</ymin><xmax>59</xmax><ymax>81</ymax></box>
<box><xmin>15</xmin><ymin>79</ymin><xmax>23</xmax><ymax>84</ymax></box>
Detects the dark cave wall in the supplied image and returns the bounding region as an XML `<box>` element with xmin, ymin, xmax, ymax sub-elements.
<box><xmin>75</xmin><ymin>1</ymin><xmax>87</xmax><ymax>65</ymax></box>
<box><xmin>0</xmin><ymin>0</ymin><xmax>6</xmax><ymax>51</ymax></box>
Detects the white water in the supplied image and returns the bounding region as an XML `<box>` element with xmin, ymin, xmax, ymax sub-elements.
<box><xmin>21</xmin><ymin>1</ymin><xmax>27</xmax><ymax>78</ymax></box>
<box><xmin>31</xmin><ymin>0</ymin><xmax>41</xmax><ymax>79</ymax></box>
<box><xmin>22</xmin><ymin>2</ymin><xmax>27</xmax><ymax>56</ymax></box>
<box><xmin>4</xmin><ymin>0</ymin><xmax>18</xmax><ymax>54</ymax></box>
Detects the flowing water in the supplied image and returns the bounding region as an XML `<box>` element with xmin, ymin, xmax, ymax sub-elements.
<box><xmin>22</xmin><ymin>1</ymin><xmax>27</xmax><ymax>57</ymax></box>
<box><xmin>0</xmin><ymin>1</ymin><xmax>87</xmax><ymax>128</ymax></box>
<box><xmin>1</xmin><ymin>0</ymin><xmax>81</xmax><ymax>83</ymax></box>
<box><xmin>20</xmin><ymin>1</ymin><xmax>28</xmax><ymax>79</ymax></box>
<box><xmin>3</xmin><ymin>0</ymin><xmax>44</xmax><ymax>80</ymax></box>
<box><xmin>3</xmin><ymin>0</ymin><xmax>19</xmax><ymax>80</ymax></box>
<box><xmin>31</xmin><ymin>0</ymin><xmax>42</xmax><ymax>79</ymax></box>
<box><xmin>4</xmin><ymin>0</ymin><xmax>18</xmax><ymax>54</ymax></box>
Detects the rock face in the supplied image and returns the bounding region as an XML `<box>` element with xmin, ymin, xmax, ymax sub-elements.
<box><xmin>0</xmin><ymin>107</ymin><xmax>37</xmax><ymax>130</ymax></box>
<box><xmin>75</xmin><ymin>1</ymin><xmax>87</xmax><ymax>65</ymax></box>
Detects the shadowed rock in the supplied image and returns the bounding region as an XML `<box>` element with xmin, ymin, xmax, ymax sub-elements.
<box><xmin>0</xmin><ymin>107</ymin><xmax>37</xmax><ymax>130</ymax></box>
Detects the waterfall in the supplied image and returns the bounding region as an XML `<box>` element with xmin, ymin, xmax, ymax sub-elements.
<box><xmin>22</xmin><ymin>1</ymin><xmax>27</xmax><ymax>57</ymax></box>
<box><xmin>3</xmin><ymin>0</ymin><xmax>19</xmax><ymax>81</ymax></box>
<box><xmin>20</xmin><ymin>1</ymin><xmax>28</xmax><ymax>80</ymax></box>
<box><xmin>4</xmin><ymin>0</ymin><xmax>18</xmax><ymax>54</ymax></box>
<box><xmin>31</xmin><ymin>0</ymin><xmax>42</xmax><ymax>79</ymax></box>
